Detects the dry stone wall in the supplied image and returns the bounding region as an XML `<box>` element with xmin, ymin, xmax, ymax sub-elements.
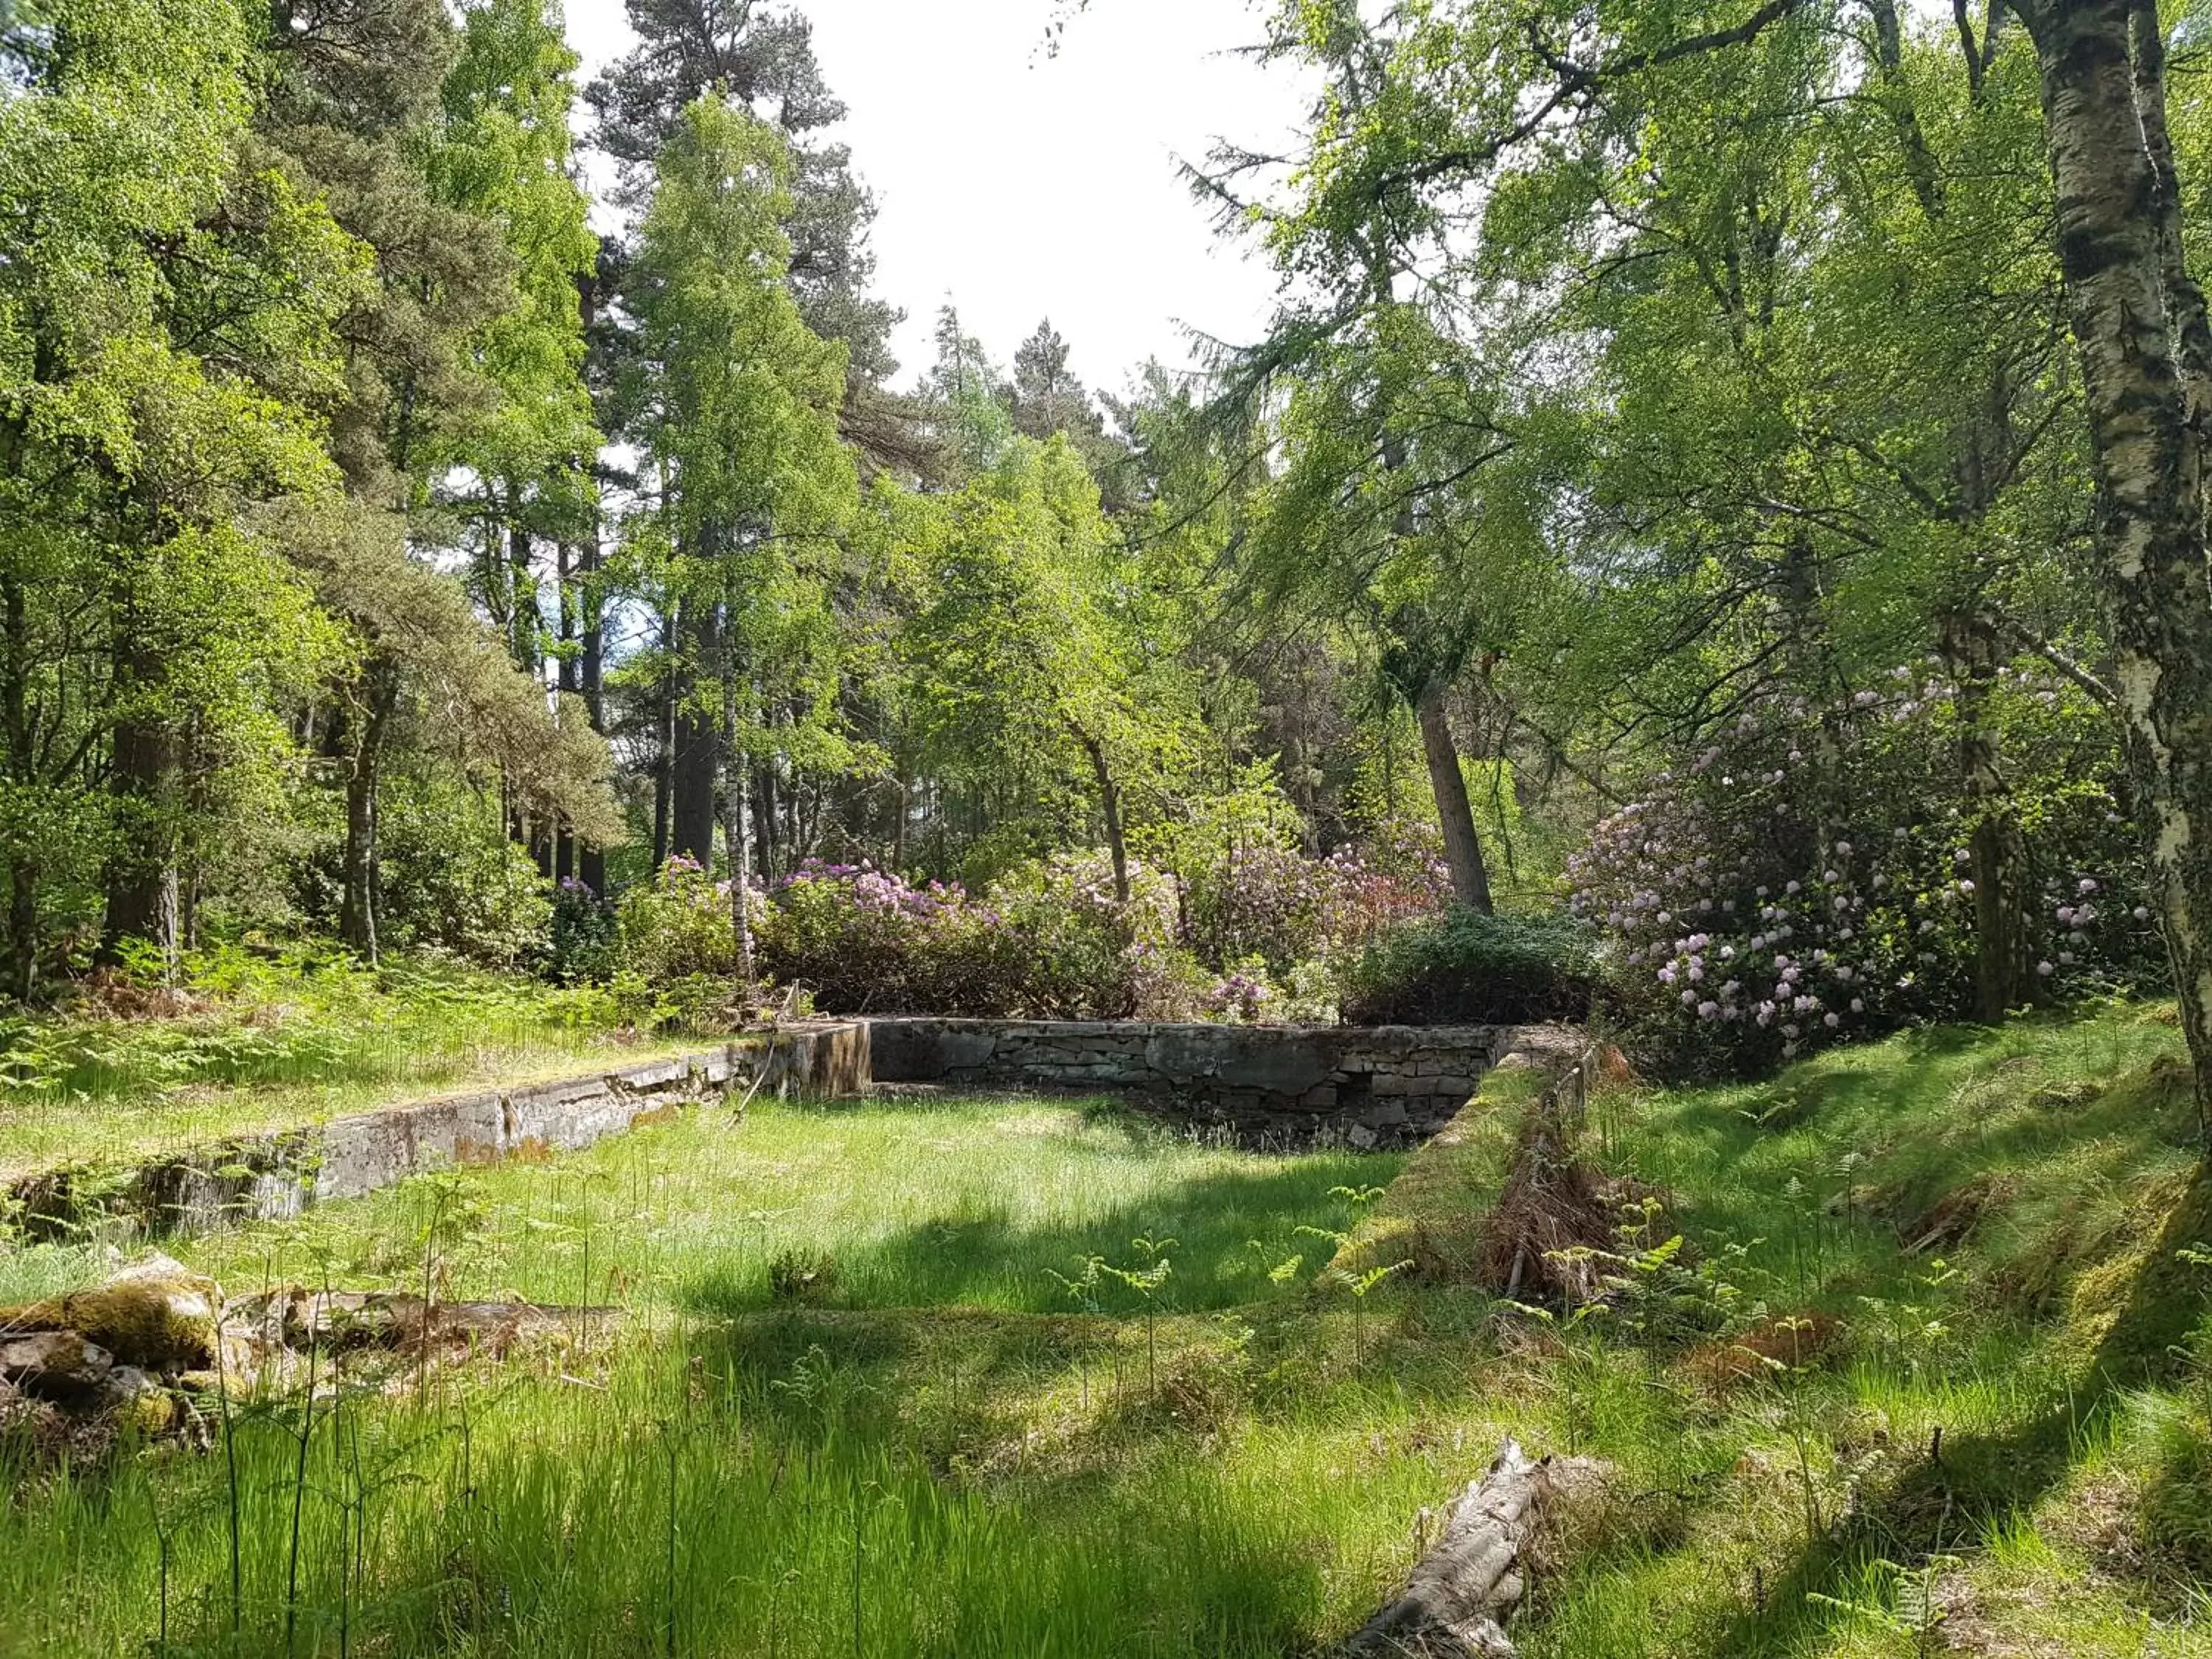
<box><xmin>8</xmin><ymin>1020</ymin><xmax>870</xmax><ymax>1245</ymax></box>
<box><xmin>868</xmin><ymin>1018</ymin><xmax>1581</xmax><ymax>1146</ymax></box>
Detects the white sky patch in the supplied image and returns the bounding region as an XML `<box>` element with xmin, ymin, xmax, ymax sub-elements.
<box><xmin>561</xmin><ymin>0</ymin><xmax>1315</xmax><ymax>397</ymax></box>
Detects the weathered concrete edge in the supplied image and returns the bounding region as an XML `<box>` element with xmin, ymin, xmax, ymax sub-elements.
<box><xmin>4</xmin><ymin>1020</ymin><xmax>872</xmax><ymax>1246</ymax></box>
<box><xmin>865</xmin><ymin>1015</ymin><xmax>1588</xmax><ymax>1147</ymax></box>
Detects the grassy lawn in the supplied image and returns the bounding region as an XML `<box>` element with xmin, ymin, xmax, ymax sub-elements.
<box><xmin>5</xmin><ymin>1004</ymin><xmax>2212</xmax><ymax>1656</ymax></box>
<box><xmin>166</xmin><ymin>1093</ymin><xmax>1404</xmax><ymax>1318</ymax></box>
<box><xmin>0</xmin><ymin>954</ymin><xmax>679</xmax><ymax>1182</ymax></box>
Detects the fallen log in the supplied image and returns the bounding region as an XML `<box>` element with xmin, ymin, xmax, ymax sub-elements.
<box><xmin>0</xmin><ymin>1253</ymin><xmax>221</xmax><ymax>1372</ymax></box>
<box><xmin>1340</xmin><ymin>1439</ymin><xmax>1605</xmax><ymax>1658</ymax></box>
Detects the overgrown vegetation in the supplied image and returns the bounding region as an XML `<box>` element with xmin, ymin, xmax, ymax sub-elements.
<box><xmin>7</xmin><ymin>1005</ymin><xmax>2210</xmax><ymax>1654</ymax></box>
<box><xmin>0</xmin><ymin>947</ymin><xmax>664</xmax><ymax>1179</ymax></box>
<box><xmin>10</xmin><ymin>0</ymin><xmax>2212</xmax><ymax>1644</ymax></box>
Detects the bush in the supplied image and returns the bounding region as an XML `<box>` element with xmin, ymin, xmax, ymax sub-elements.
<box><xmin>1138</xmin><ymin>780</ymin><xmax>1450</xmax><ymax>979</ymax></box>
<box><xmin>615</xmin><ymin>858</ymin><xmax>759</xmax><ymax>986</ymax></box>
<box><xmin>756</xmin><ymin>860</ymin><xmax>1033</xmax><ymax>1016</ymax></box>
<box><xmin>372</xmin><ymin>784</ymin><xmax>552</xmax><ymax>967</ymax></box>
<box><xmin>543</xmin><ymin>877</ymin><xmax>619</xmax><ymax>984</ymax></box>
<box><xmin>1338</xmin><ymin>906</ymin><xmax>1601</xmax><ymax>1025</ymax></box>
<box><xmin>755</xmin><ymin>854</ymin><xmax>1214</xmax><ymax>1020</ymax></box>
<box><xmin>989</xmin><ymin>852</ymin><xmax>1208</xmax><ymax>1019</ymax></box>
<box><xmin>1565</xmin><ymin>662</ymin><xmax>2166</xmax><ymax>1072</ymax></box>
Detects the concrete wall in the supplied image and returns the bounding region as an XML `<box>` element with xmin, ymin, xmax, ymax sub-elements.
<box><xmin>868</xmin><ymin>1018</ymin><xmax>1580</xmax><ymax>1146</ymax></box>
<box><xmin>9</xmin><ymin>1020</ymin><xmax>871</xmax><ymax>1245</ymax></box>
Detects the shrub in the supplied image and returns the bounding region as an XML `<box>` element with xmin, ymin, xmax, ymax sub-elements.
<box><xmin>543</xmin><ymin>877</ymin><xmax>619</xmax><ymax>984</ymax></box>
<box><xmin>615</xmin><ymin>858</ymin><xmax>760</xmax><ymax>986</ymax></box>
<box><xmin>756</xmin><ymin>860</ymin><xmax>1032</xmax><ymax>1015</ymax></box>
<box><xmin>1142</xmin><ymin>784</ymin><xmax>1450</xmax><ymax>978</ymax></box>
<box><xmin>1338</xmin><ymin>906</ymin><xmax>1601</xmax><ymax>1025</ymax></box>
<box><xmin>1565</xmin><ymin>663</ymin><xmax>2165</xmax><ymax>1071</ymax></box>
<box><xmin>372</xmin><ymin>782</ymin><xmax>554</xmax><ymax>967</ymax></box>
<box><xmin>988</xmin><ymin>852</ymin><xmax>1208</xmax><ymax>1018</ymax></box>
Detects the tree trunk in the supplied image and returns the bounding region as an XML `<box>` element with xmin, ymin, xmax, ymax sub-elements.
<box><xmin>338</xmin><ymin>655</ymin><xmax>399</xmax><ymax>963</ymax></box>
<box><xmin>101</xmin><ymin>641</ymin><xmax>179</xmax><ymax>975</ymax></box>
<box><xmin>756</xmin><ymin>754</ymin><xmax>780</xmax><ymax>883</ymax></box>
<box><xmin>669</xmin><ymin>599</ymin><xmax>719</xmax><ymax>869</ymax></box>
<box><xmin>653</xmin><ymin>611</ymin><xmax>674</xmax><ymax>872</ymax></box>
<box><xmin>578</xmin><ymin>529</ymin><xmax>606</xmax><ymax>895</ymax></box>
<box><xmin>505</xmin><ymin>496</ymin><xmax>536</xmax><ymax>675</ymax></box>
<box><xmin>2020</xmin><ymin>0</ymin><xmax>2212</xmax><ymax>1135</ymax></box>
<box><xmin>1943</xmin><ymin>611</ymin><xmax>2031</xmax><ymax>1020</ymax></box>
<box><xmin>1417</xmin><ymin>680</ymin><xmax>1495</xmax><ymax>914</ymax></box>
<box><xmin>722</xmin><ymin>672</ymin><xmax>755</xmax><ymax>987</ymax></box>
<box><xmin>1</xmin><ymin>573</ymin><xmax>34</xmax><ymax>1000</ymax></box>
<box><xmin>554</xmin><ymin>538</ymin><xmax>577</xmax><ymax>885</ymax></box>
<box><xmin>1071</xmin><ymin>721</ymin><xmax>1130</xmax><ymax>904</ymax></box>
<box><xmin>1339</xmin><ymin>1439</ymin><xmax>1604</xmax><ymax>1658</ymax></box>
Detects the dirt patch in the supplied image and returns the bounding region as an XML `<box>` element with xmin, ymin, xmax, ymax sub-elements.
<box><xmin>1934</xmin><ymin>1576</ymin><xmax>2072</xmax><ymax>1658</ymax></box>
<box><xmin>1900</xmin><ymin>1174</ymin><xmax>2017</xmax><ymax>1256</ymax></box>
<box><xmin>1681</xmin><ymin>1310</ymin><xmax>1846</xmax><ymax>1395</ymax></box>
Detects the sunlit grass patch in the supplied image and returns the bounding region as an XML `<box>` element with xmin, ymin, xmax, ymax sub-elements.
<box><xmin>149</xmin><ymin>1092</ymin><xmax>1397</xmax><ymax>1319</ymax></box>
<box><xmin>0</xmin><ymin>951</ymin><xmax>669</xmax><ymax>1180</ymax></box>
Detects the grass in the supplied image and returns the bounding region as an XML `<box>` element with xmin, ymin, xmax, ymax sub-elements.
<box><xmin>5</xmin><ymin>999</ymin><xmax>2212</xmax><ymax>1655</ymax></box>
<box><xmin>158</xmin><ymin>1093</ymin><xmax>1405</xmax><ymax>1318</ymax></box>
<box><xmin>0</xmin><ymin>949</ymin><xmax>681</xmax><ymax>1182</ymax></box>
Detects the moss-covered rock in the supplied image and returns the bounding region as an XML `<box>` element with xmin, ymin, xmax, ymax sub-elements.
<box><xmin>0</xmin><ymin>1331</ymin><xmax>114</xmax><ymax>1401</ymax></box>
<box><xmin>0</xmin><ymin>1253</ymin><xmax>221</xmax><ymax>1374</ymax></box>
<box><xmin>95</xmin><ymin>1366</ymin><xmax>176</xmax><ymax>1437</ymax></box>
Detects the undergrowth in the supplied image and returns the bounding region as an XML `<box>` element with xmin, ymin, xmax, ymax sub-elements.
<box><xmin>0</xmin><ymin>946</ymin><xmax>668</xmax><ymax>1180</ymax></box>
<box><xmin>4</xmin><ymin>1002</ymin><xmax>2211</xmax><ymax>1655</ymax></box>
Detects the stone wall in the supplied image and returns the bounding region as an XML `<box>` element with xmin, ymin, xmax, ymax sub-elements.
<box><xmin>8</xmin><ymin>1020</ymin><xmax>871</xmax><ymax>1245</ymax></box>
<box><xmin>869</xmin><ymin>1018</ymin><xmax>1579</xmax><ymax>1146</ymax></box>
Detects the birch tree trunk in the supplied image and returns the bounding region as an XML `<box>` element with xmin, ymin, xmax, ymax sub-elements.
<box><xmin>2019</xmin><ymin>0</ymin><xmax>2212</xmax><ymax>1135</ymax></box>
<box><xmin>1070</xmin><ymin>720</ymin><xmax>1130</xmax><ymax>905</ymax></box>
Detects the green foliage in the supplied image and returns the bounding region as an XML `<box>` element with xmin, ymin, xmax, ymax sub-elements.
<box><xmin>0</xmin><ymin>944</ymin><xmax>655</xmax><ymax>1175</ymax></box>
<box><xmin>370</xmin><ymin>782</ymin><xmax>553</xmax><ymax>967</ymax></box>
<box><xmin>1339</xmin><ymin>904</ymin><xmax>1601</xmax><ymax>1025</ymax></box>
<box><xmin>615</xmin><ymin>860</ymin><xmax>751</xmax><ymax>987</ymax></box>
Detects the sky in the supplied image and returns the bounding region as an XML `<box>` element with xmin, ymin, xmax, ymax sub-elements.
<box><xmin>560</xmin><ymin>0</ymin><xmax>1315</xmax><ymax>399</ymax></box>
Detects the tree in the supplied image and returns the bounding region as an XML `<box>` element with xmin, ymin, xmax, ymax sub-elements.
<box><xmin>0</xmin><ymin>0</ymin><xmax>367</xmax><ymax>982</ymax></box>
<box><xmin>432</xmin><ymin>0</ymin><xmax>606</xmax><ymax>886</ymax></box>
<box><xmin>258</xmin><ymin>0</ymin><xmax>619</xmax><ymax>958</ymax></box>
<box><xmin>2008</xmin><ymin>0</ymin><xmax>2212</xmax><ymax>1130</ymax></box>
<box><xmin>587</xmin><ymin>0</ymin><xmax>898</xmax><ymax>384</ymax></box>
<box><xmin>898</xmin><ymin>439</ymin><xmax>1200</xmax><ymax>902</ymax></box>
<box><xmin>1214</xmin><ymin>0</ymin><xmax>2212</xmax><ymax>1122</ymax></box>
<box><xmin>621</xmin><ymin>94</ymin><xmax>853</xmax><ymax>961</ymax></box>
<box><xmin>1011</xmin><ymin>319</ymin><xmax>1103</xmax><ymax>443</ymax></box>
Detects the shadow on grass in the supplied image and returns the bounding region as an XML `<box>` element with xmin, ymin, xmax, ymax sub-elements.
<box><xmin>1683</xmin><ymin>1160</ymin><xmax>2212</xmax><ymax>1658</ymax></box>
<box><xmin>675</xmin><ymin>1155</ymin><xmax>1399</xmax><ymax>1318</ymax></box>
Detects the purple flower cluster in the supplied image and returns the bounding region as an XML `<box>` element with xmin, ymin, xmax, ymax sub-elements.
<box><xmin>1565</xmin><ymin>666</ymin><xmax>2157</xmax><ymax>1062</ymax></box>
<box><xmin>1178</xmin><ymin>821</ymin><xmax>1451</xmax><ymax>976</ymax></box>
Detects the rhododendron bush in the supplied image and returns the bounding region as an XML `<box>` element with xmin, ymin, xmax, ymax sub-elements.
<box><xmin>1567</xmin><ymin>664</ymin><xmax>2166</xmax><ymax>1068</ymax></box>
<box><xmin>644</xmin><ymin>818</ymin><xmax>1458</xmax><ymax>1022</ymax></box>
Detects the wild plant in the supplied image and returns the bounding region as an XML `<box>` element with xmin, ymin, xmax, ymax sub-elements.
<box><xmin>1807</xmin><ymin>1548</ymin><xmax>1962</xmax><ymax>1655</ymax></box>
<box><xmin>771</xmin><ymin>1343</ymin><xmax>869</xmax><ymax>1438</ymax></box>
<box><xmin>1046</xmin><ymin>1253</ymin><xmax>1107</xmax><ymax>1408</ymax></box>
<box><xmin>1097</xmin><ymin>1234</ymin><xmax>1176</xmax><ymax>1394</ymax></box>
<box><xmin>1295</xmin><ymin>1184</ymin><xmax>1408</xmax><ymax>1366</ymax></box>
<box><xmin>1504</xmin><ymin>1290</ymin><xmax>1614</xmax><ymax>1455</ymax></box>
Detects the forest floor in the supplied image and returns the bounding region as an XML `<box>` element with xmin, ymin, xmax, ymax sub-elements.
<box><xmin>4</xmin><ymin>1001</ymin><xmax>2211</xmax><ymax>1656</ymax></box>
